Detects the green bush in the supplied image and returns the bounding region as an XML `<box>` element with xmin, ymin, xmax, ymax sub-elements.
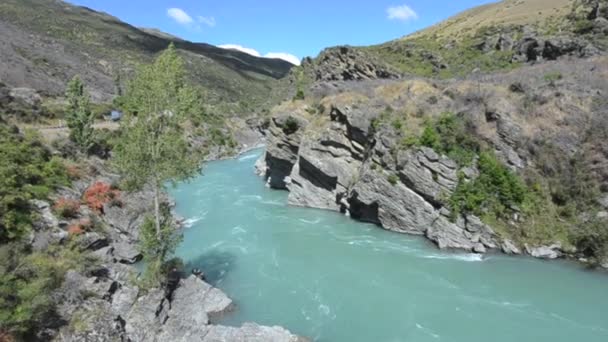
<box><xmin>419</xmin><ymin>113</ymin><xmax>480</xmax><ymax>166</ymax></box>
<box><xmin>0</xmin><ymin>125</ymin><xmax>69</xmax><ymax>242</ymax></box>
<box><xmin>450</xmin><ymin>151</ymin><xmax>528</xmax><ymax>219</ymax></box>
<box><xmin>293</xmin><ymin>89</ymin><xmax>305</xmax><ymax>101</ymax></box>
<box><xmin>0</xmin><ymin>243</ymin><xmax>94</xmax><ymax>338</ymax></box>
<box><xmin>387</xmin><ymin>174</ymin><xmax>399</xmax><ymax>185</ymax></box>
<box><xmin>283</xmin><ymin>117</ymin><xmax>300</xmax><ymax>135</ymax></box>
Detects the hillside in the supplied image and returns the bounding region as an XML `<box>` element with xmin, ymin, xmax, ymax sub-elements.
<box><xmin>0</xmin><ymin>0</ymin><xmax>294</xmax><ymax>114</ymax></box>
<box><xmin>259</xmin><ymin>0</ymin><xmax>608</xmax><ymax>266</ymax></box>
<box><xmin>300</xmin><ymin>0</ymin><xmax>608</xmax><ymax>81</ymax></box>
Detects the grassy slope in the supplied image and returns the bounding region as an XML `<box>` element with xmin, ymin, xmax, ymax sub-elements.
<box><xmin>0</xmin><ymin>0</ymin><xmax>294</xmax><ymax>115</ymax></box>
<box><xmin>360</xmin><ymin>0</ymin><xmax>593</xmax><ymax>78</ymax></box>
<box><xmin>406</xmin><ymin>0</ymin><xmax>573</xmax><ymax>41</ymax></box>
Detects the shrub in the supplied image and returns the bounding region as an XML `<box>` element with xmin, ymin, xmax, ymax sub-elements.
<box><xmin>53</xmin><ymin>198</ymin><xmax>80</xmax><ymax>219</ymax></box>
<box><xmin>283</xmin><ymin>117</ymin><xmax>300</xmax><ymax>135</ymax></box>
<box><xmin>293</xmin><ymin>89</ymin><xmax>305</xmax><ymax>101</ymax></box>
<box><xmin>83</xmin><ymin>182</ymin><xmax>120</xmax><ymax>214</ymax></box>
<box><xmin>450</xmin><ymin>151</ymin><xmax>528</xmax><ymax>218</ymax></box>
<box><xmin>67</xmin><ymin>224</ymin><xmax>84</xmax><ymax>235</ymax></box>
<box><xmin>0</xmin><ymin>125</ymin><xmax>69</xmax><ymax>242</ymax></box>
<box><xmin>0</xmin><ymin>244</ymin><xmax>94</xmax><ymax>338</ymax></box>
<box><xmin>387</xmin><ymin>174</ymin><xmax>399</xmax><ymax>185</ymax></box>
<box><xmin>391</xmin><ymin>119</ymin><xmax>403</xmax><ymax>131</ymax></box>
<box><xmin>419</xmin><ymin>113</ymin><xmax>480</xmax><ymax>166</ymax></box>
<box><xmin>569</xmin><ymin>218</ymin><xmax>608</xmax><ymax>261</ymax></box>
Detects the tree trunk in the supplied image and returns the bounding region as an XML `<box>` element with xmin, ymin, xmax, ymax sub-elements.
<box><xmin>153</xmin><ymin>182</ymin><xmax>162</xmax><ymax>242</ymax></box>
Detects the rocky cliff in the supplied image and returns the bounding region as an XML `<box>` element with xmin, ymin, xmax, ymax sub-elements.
<box><xmin>25</xmin><ymin>155</ymin><xmax>306</xmax><ymax>342</ymax></box>
<box><xmin>257</xmin><ymin>55</ymin><xmax>608</xmax><ymax>264</ymax></box>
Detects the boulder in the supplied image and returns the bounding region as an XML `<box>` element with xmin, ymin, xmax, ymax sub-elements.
<box><xmin>9</xmin><ymin>87</ymin><xmax>41</xmax><ymax>106</ymax></box>
<box><xmin>113</xmin><ymin>241</ymin><xmax>142</xmax><ymax>264</ymax></box>
<box><xmin>170</xmin><ymin>275</ymin><xmax>234</xmax><ymax>323</ymax></box>
<box><xmin>78</xmin><ymin>232</ymin><xmax>109</xmax><ymax>251</ymax></box>
<box><xmin>501</xmin><ymin>240</ymin><xmax>522</xmax><ymax>255</ymax></box>
<box><xmin>525</xmin><ymin>243</ymin><xmax>563</xmax><ymax>259</ymax></box>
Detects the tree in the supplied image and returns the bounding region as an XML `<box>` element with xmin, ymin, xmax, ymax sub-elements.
<box><xmin>113</xmin><ymin>44</ymin><xmax>202</xmax><ymax>281</ymax></box>
<box><xmin>65</xmin><ymin>76</ymin><xmax>95</xmax><ymax>152</ymax></box>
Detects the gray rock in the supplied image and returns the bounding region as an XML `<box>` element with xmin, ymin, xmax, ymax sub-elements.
<box><xmin>9</xmin><ymin>87</ymin><xmax>41</xmax><ymax>106</ymax></box>
<box><xmin>78</xmin><ymin>232</ymin><xmax>109</xmax><ymax>251</ymax></box>
<box><xmin>203</xmin><ymin>323</ymin><xmax>308</xmax><ymax>342</ymax></box>
<box><xmin>525</xmin><ymin>243</ymin><xmax>562</xmax><ymax>259</ymax></box>
<box><xmin>113</xmin><ymin>241</ymin><xmax>142</xmax><ymax>264</ymax></box>
<box><xmin>55</xmin><ymin>299</ymin><xmax>123</xmax><ymax>342</ymax></box>
<box><xmin>259</xmin><ymin>114</ymin><xmax>308</xmax><ymax>189</ymax></box>
<box><xmin>91</xmin><ymin>246</ymin><xmax>114</xmax><ymax>263</ymax></box>
<box><xmin>473</xmin><ymin>243</ymin><xmax>487</xmax><ymax>254</ymax></box>
<box><xmin>125</xmin><ymin>289</ymin><xmax>166</xmax><ymax>341</ymax></box>
<box><xmin>111</xmin><ymin>285</ymin><xmax>139</xmax><ymax>318</ymax></box>
<box><xmin>426</xmin><ymin>216</ymin><xmax>476</xmax><ymax>250</ymax></box>
<box><xmin>171</xmin><ymin>275</ymin><xmax>234</xmax><ymax>323</ymax></box>
<box><xmin>31</xmin><ymin>199</ymin><xmax>59</xmax><ymax>229</ymax></box>
<box><xmin>312</xmin><ymin>46</ymin><xmax>401</xmax><ymax>82</ymax></box>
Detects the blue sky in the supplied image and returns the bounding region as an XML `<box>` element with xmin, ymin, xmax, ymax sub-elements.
<box><xmin>67</xmin><ymin>0</ymin><xmax>496</xmax><ymax>64</ymax></box>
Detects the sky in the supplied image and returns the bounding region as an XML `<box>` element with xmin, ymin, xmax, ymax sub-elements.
<box><xmin>66</xmin><ymin>0</ymin><xmax>497</xmax><ymax>65</ymax></box>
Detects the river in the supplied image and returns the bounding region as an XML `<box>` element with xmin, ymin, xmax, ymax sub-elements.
<box><xmin>170</xmin><ymin>148</ymin><xmax>608</xmax><ymax>342</ymax></box>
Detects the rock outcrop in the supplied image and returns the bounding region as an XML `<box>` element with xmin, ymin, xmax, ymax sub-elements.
<box><xmin>258</xmin><ymin>101</ymin><xmax>498</xmax><ymax>253</ymax></box>
<box><xmin>303</xmin><ymin>46</ymin><xmax>402</xmax><ymax>82</ymax></box>
<box><xmin>258</xmin><ymin>57</ymin><xmax>608</xmax><ymax>259</ymax></box>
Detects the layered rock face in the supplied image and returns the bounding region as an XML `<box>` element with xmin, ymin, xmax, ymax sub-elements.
<box><xmin>258</xmin><ymin>103</ymin><xmax>497</xmax><ymax>252</ymax></box>
<box><xmin>257</xmin><ymin>56</ymin><xmax>608</xmax><ymax>256</ymax></box>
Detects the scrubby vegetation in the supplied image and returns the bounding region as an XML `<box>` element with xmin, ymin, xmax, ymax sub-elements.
<box><xmin>450</xmin><ymin>152</ymin><xmax>529</xmax><ymax>219</ymax></box>
<box><xmin>0</xmin><ymin>243</ymin><xmax>95</xmax><ymax>339</ymax></box>
<box><xmin>0</xmin><ymin>125</ymin><xmax>69</xmax><ymax>242</ymax></box>
<box><xmin>417</xmin><ymin>113</ymin><xmax>481</xmax><ymax>166</ymax></box>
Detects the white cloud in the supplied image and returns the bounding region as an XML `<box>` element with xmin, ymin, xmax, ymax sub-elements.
<box><xmin>198</xmin><ymin>16</ymin><xmax>216</xmax><ymax>27</ymax></box>
<box><xmin>387</xmin><ymin>4</ymin><xmax>418</xmax><ymax>21</ymax></box>
<box><xmin>218</xmin><ymin>44</ymin><xmax>300</xmax><ymax>65</ymax></box>
<box><xmin>218</xmin><ymin>44</ymin><xmax>262</xmax><ymax>57</ymax></box>
<box><xmin>167</xmin><ymin>8</ymin><xmax>194</xmax><ymax>25</ymax></box>
<box><xmin>264</xmin><ymin>52</ymin><xmax>301</xmax><ymax>66</ymax></box>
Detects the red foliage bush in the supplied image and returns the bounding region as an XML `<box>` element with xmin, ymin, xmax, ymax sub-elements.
<box><xmin>83</xmin><ymin>182</ymin><xmax>121</xmax><ymax>214</ymax></box>
<box><xmin>67</xmin><ymin>224</ymin><xmax>84</xmax><ymax>235</ymax></box>
<box><xmin>53</xmin><ymin>198</ymin><xmax>80</xmax><ymax>218</ymax></box>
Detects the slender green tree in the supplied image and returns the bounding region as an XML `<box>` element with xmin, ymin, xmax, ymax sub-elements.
<box><xmin>65</xmin><ymin>76</ymin><xmax>95</xmax><ymax>152</ymax></box>
<box><xmin>113</xmin><ymin>44</ymin><xmax>202</xmax><ymax>280</ymax></box>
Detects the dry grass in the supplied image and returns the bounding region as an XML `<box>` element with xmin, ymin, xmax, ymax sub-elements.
<box><xmin>407</xmin><ymin>0</ymin><xmax>574</xmax><ymax>40</ymax></box>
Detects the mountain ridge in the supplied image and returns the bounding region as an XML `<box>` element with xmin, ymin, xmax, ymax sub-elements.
<box><xmin>0</xmin><ymin>0</ymin><xmax>294</xmax><ymax>114</ymax></box>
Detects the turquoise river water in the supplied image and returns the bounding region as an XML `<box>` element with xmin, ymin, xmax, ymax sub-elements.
<box><xmin>170</xmin><ymin>149</ymin><xmax>608</xmax><ymax>342</ymax></box>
